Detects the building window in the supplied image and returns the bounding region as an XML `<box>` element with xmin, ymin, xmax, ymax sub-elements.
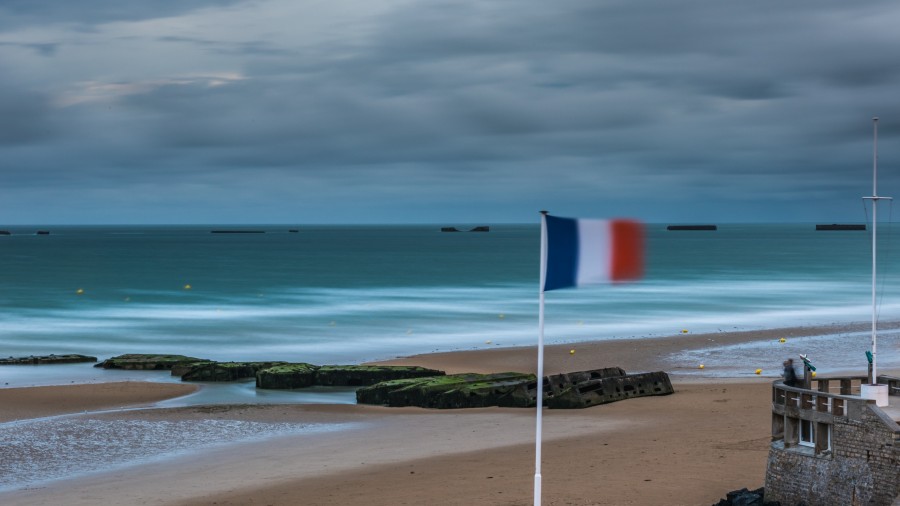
<box><xmin>799</xmin><ymin>419</ymin><xmax>815</xmax><ymax>447</ymax></box>
<box><xmin>815</xmin><ymin>422</ymin><xmax>832</xmax><ymax>454</ymax></box>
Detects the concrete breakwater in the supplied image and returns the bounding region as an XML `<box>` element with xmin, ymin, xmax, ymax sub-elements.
<box><xmin>356</xmin><ymin>367</ymin><xmax>674</xmax><ymax>409</ymax></box>
<box><xmin>94</xmin><ymin>354</ymin><xmax>674</xmax><ymax>410</ymax></box>
<box><xmin>95</xmin><ymin>354</ymin><xmax>445</xmax><ymax>389</ymax></box>
<box><xmin>1</xmin><ymin>354</ymin><xmax>97</xmax><ymax>365</ymax></box>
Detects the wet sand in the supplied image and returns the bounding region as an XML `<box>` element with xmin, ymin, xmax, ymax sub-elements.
<box><xmin>1</xmin><ymin>322</ymin><xmax>897</xmax><ymax>506</ymax></box>
<box><xmin>0</xmin><ymin>381</ymin><xmax>197</xmax><ymax>423</ymax></box>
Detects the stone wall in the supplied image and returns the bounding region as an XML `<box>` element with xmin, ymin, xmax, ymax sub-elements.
<box><xmin>765</xmin><ymin>402</ymin><xmax>900</xmax><ymax>505</ymax></box>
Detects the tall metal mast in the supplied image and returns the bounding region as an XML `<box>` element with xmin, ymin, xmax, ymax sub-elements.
<box><xmin>863</xmin><ymin>117</ymin><xmax>890</xmax><ymax>385</ymax></box>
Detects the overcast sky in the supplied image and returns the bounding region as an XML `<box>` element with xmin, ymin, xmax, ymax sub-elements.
<box><xmin>2</xmin><ymin>0</ymin><xmax>899</xmax><ymax>224</ymax></box>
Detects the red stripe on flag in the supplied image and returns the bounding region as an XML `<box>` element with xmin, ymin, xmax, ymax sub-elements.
<box><xmin>609</xmin><ymin>220</ymin><xmax>644</xmax><ymax>282</ymax></box>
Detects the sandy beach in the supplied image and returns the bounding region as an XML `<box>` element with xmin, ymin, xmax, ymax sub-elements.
<box><xmin>1</xmin><ymin>324</ymin><xmax>897</xmax><ymax>506</ymax></box>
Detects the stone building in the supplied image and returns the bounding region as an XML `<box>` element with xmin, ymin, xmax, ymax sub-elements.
<box><xmin>765</xmin><ymin>375</ymin><xmax>900</xmax><ymax>505</ymax></box>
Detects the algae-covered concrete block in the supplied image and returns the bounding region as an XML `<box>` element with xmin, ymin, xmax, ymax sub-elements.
<box><xmin>94</xmin><ymin>354</ymin><xmax>207</xmax><ymax>370</ymax></box>
<box><xmin>0</xmin><ymin>354</ymin><xmax>97</xmax><ymax>365</ymax></box>
<box><xmin>544</xmin><ymin>367</ymin><xmax>627</xmax><ymax>393</ymax></box>
<box><xmin>356</xmin><ymin>372</ymin><xmax>536</xmax><ymax>408</ymax></box>
<box><xmin>256</xmin><ymin>363</ymin><xmax>320</xmax><ymax>389</ymax></box>
<box><xmin>179</xmin><ymin>361</ymin><xmax>287</xmax><ymax>382</ymax></box>
<box><xmin>170</xmin><ymin>361</ymin><xmax>214</xmax><ymax>377</ymax></box>
<box><xmin>315</xmin><ymin>365</ymin><xmax>445</xmax><ymax>386</ymax></box>
<box><xmin>545</xmin><ymin>370</ymin><xmax>673</xmax><ymax>409</ymax></box>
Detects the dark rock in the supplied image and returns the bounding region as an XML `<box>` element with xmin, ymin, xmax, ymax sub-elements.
<box><xmin>441</xmin><ymin>227</ymin><xmax>460</xmax><ymax>232</ymax></box>
<box><xmin>94</xmin><ymin>354</ymin><xmax>207</xmax><ymax>370</ymax></box>
<box><xmin>256</xmin><ymin>363</ymin><xmax>320</xmax><ymax>389</ymax></box>
<box><xmin>36</xmin><ymin>230</ymin><xmax>50</xmax><ymax>235</ymax></box>
<box><xmin>0</xmin><ymin>231</ymin><xmax>10</xmax><ymax>235</ymax></box>
<box><xmin>314</xmin><ymin>365</ymin><xmax>445</xmax><ymax>386</ymax></box>
<box><xmin>178</xmin><ymin>361</ymin><xmax>287</xmax><ymax>382</ymax></box>
<box><xmin>0</xmin><ymin>354</ymin><xmax>97</xmax><ymax>365</ymax></box>
<box><xmin>711</xmin><ymin>487</ymin><xmax>778</xmax><ymax>506</ymax></box>
<box><xmin>356</xmin><ymin>372</ymin><xmax>536</xmax><ymax>408</ymax></box>
<box><xmin>469</xmin><ymin>226</ymin><xmax>490</xmax><ymax>232</ymax></box>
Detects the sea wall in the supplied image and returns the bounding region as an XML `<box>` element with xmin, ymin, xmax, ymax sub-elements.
<box><xmin>765</xmin><ymin>378</ymin><xmax>900</xmax><ymax>505</ymax></box>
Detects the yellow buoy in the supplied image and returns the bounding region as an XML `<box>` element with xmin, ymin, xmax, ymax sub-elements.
<box><xmin>183</xmin><ymin>284</ymin><xmax>192</xmax><ymax>290</ymax></box>
<box><xmin>76</xmin><ymin>288</ymin><xmax>84</xmax><ymax>295</ymax></box>
<box><xmin>755</xmin><ymin>368</ymin><xmax>762</xmax><ymax>375</ymax></box>
<box><xmin>779</xmin><ymin>338</ymin><xmax>786</xmax><ymax>343</ymax></box>
<box><xmin>681</xmin><ymin>329</ymin><xmax>689</xmax><ymax>334</ymax></box>
<box><xmin>699</xmin><ymin>364</ymin><xmax>705</xmax><ymax>369</ymax></box>
<box><xmin>811</xmin><ymin>371</ymin><xmax>817</xmax><ymax>378</ymax></box>
<box><xmin>569</xmin><ymin>349</ymin><xmax>575</xmax><ymax>355</ymax></box>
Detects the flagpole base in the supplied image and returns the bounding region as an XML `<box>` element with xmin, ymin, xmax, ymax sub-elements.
<box><xmin>860</xmin><ymin>383</ymin><xmax>889</xmax><ymax>407</ymax></box>
<box><xmin>534</xmin><ymin>473</ymin><xmax>542</xmax><ymax>506</ymax></box>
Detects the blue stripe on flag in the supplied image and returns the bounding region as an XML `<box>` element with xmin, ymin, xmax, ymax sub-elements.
<box><xmin>543</xmin><ymin>215</ymin><xmax>579</xmax><ymax>291</ymax></box>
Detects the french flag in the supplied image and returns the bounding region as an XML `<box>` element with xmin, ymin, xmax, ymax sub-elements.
<box><xmin>541</xmin><ymin>214</ymin><xmax>644</xmax><ymax>291</ymax></box>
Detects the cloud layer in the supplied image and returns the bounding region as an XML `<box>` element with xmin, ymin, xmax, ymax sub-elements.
<box><xmin>2</xmin><ymin>0</ymin><xmax>899</xmax><ymax>223</ymax></box>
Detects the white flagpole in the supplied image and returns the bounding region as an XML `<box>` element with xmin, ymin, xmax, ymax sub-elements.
<box><xmin>872</xmin><ymin>117</ymin><xmax>879</xmax><ymax>384</ymax></box>
<box><xmin>535</xmin><ymin>211</ymin><xmax>548</xmax><ymax>506</ymax></box>
<box><xmin>863</xmin><ymin>117</ymin><xmax>891</xmax><ymax>384</ymax></box>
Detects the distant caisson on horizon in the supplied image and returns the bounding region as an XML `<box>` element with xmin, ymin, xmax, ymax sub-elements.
<box><xmin>815</xmin><ymin>224</ymin><xmax>866</xmax><ymax>231</ymax></box>
<box><xmin>441</xmin><ymin>226</ymin><xmax>490</xmax><ymax>232</ymax></box>
<box><xmin>666</xmin><ymin>225</ymin><xmax>717</xmax><ymax>231</ymax></box>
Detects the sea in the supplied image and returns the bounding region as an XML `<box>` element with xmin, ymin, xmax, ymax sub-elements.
<box><xmin>1</xmin><ymin>223</ymin><xmax>899</xmax><ymax>388</ymax></box>
<box><xmin>3</xmin><ymin>223</ymin><xmax>900</xmax><ymax>492</ymax></box>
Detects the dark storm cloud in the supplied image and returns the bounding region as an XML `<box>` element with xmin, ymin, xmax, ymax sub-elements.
<box><xmin>0</xmin><ymin>0</ymin><xmax>248</xmax><ymax>28</ymax></box>
<box><xmin>2</xmin><ymin>0</ymin><xmax>900</xmax><ymax>223</ymax></box>
<box><xmin>0</xmin><ymin>41</ymin><xmax>58</xmax><ymax>56</ymax></box>
<box><xmin>157</xmin><ymin>36</ymin><xmax>292</xmax><ymax>57</ymax></box>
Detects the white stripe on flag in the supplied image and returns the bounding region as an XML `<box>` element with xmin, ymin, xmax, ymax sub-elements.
<box><xmin>575</xmin><ymin>219</ymin><xmax>610</xmax><ymax>285</ymax></box>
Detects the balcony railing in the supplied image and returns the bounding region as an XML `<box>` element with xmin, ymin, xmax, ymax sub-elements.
<box><xmin>771</xmin><ymin>375</ymin><xmax>900</xmax><ymax>455</ymax></box>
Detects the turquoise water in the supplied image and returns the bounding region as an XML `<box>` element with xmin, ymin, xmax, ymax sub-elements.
<box><xmin>0</xmin><ymin>224</ymin><xmax>898</xmax><ymax>379</ymax></box>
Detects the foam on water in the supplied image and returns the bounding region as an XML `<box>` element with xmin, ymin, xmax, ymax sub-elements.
<box><xmin>1</xmin><ymin>224</ymin><xmax>899</xmax><ymax>378</ymax></box>
<box><xmin>670</xmin><ymin>330</ymin><xmax>900</xmax><ymax>377</ymax></box>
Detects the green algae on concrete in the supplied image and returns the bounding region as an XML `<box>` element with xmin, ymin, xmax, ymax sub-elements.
<box><xmin>314</xmin><ymin>365</ymin><xmax>445</xmax><ymax>387</ymax></box>
<box><xmin>170</xmin><ymin>361</ymin><xmax>215</xmax><ymax>378</ymax></box>
<box><xmin>178</xmin><ymin>361</ymin><xmax>288</xmax><ymax>382</ymax></box>
<box><xmin>0</xmin><ymin>354</ymin><xmax>98</xmax><ymax>365</ymax></box>
<box><xmin>356</xmin><ymin>372</ymin><xmax>536</xmax><ymax>408</ymax></box>
<box><xmin>256</xmin><ymin>363</ymin><xmax>320</xmax><ymax>389</ymax></box>
<box><xmin>94</xmin><ymin>354</ymin><xmax>208</xmax><ymax>370</ymax></box>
